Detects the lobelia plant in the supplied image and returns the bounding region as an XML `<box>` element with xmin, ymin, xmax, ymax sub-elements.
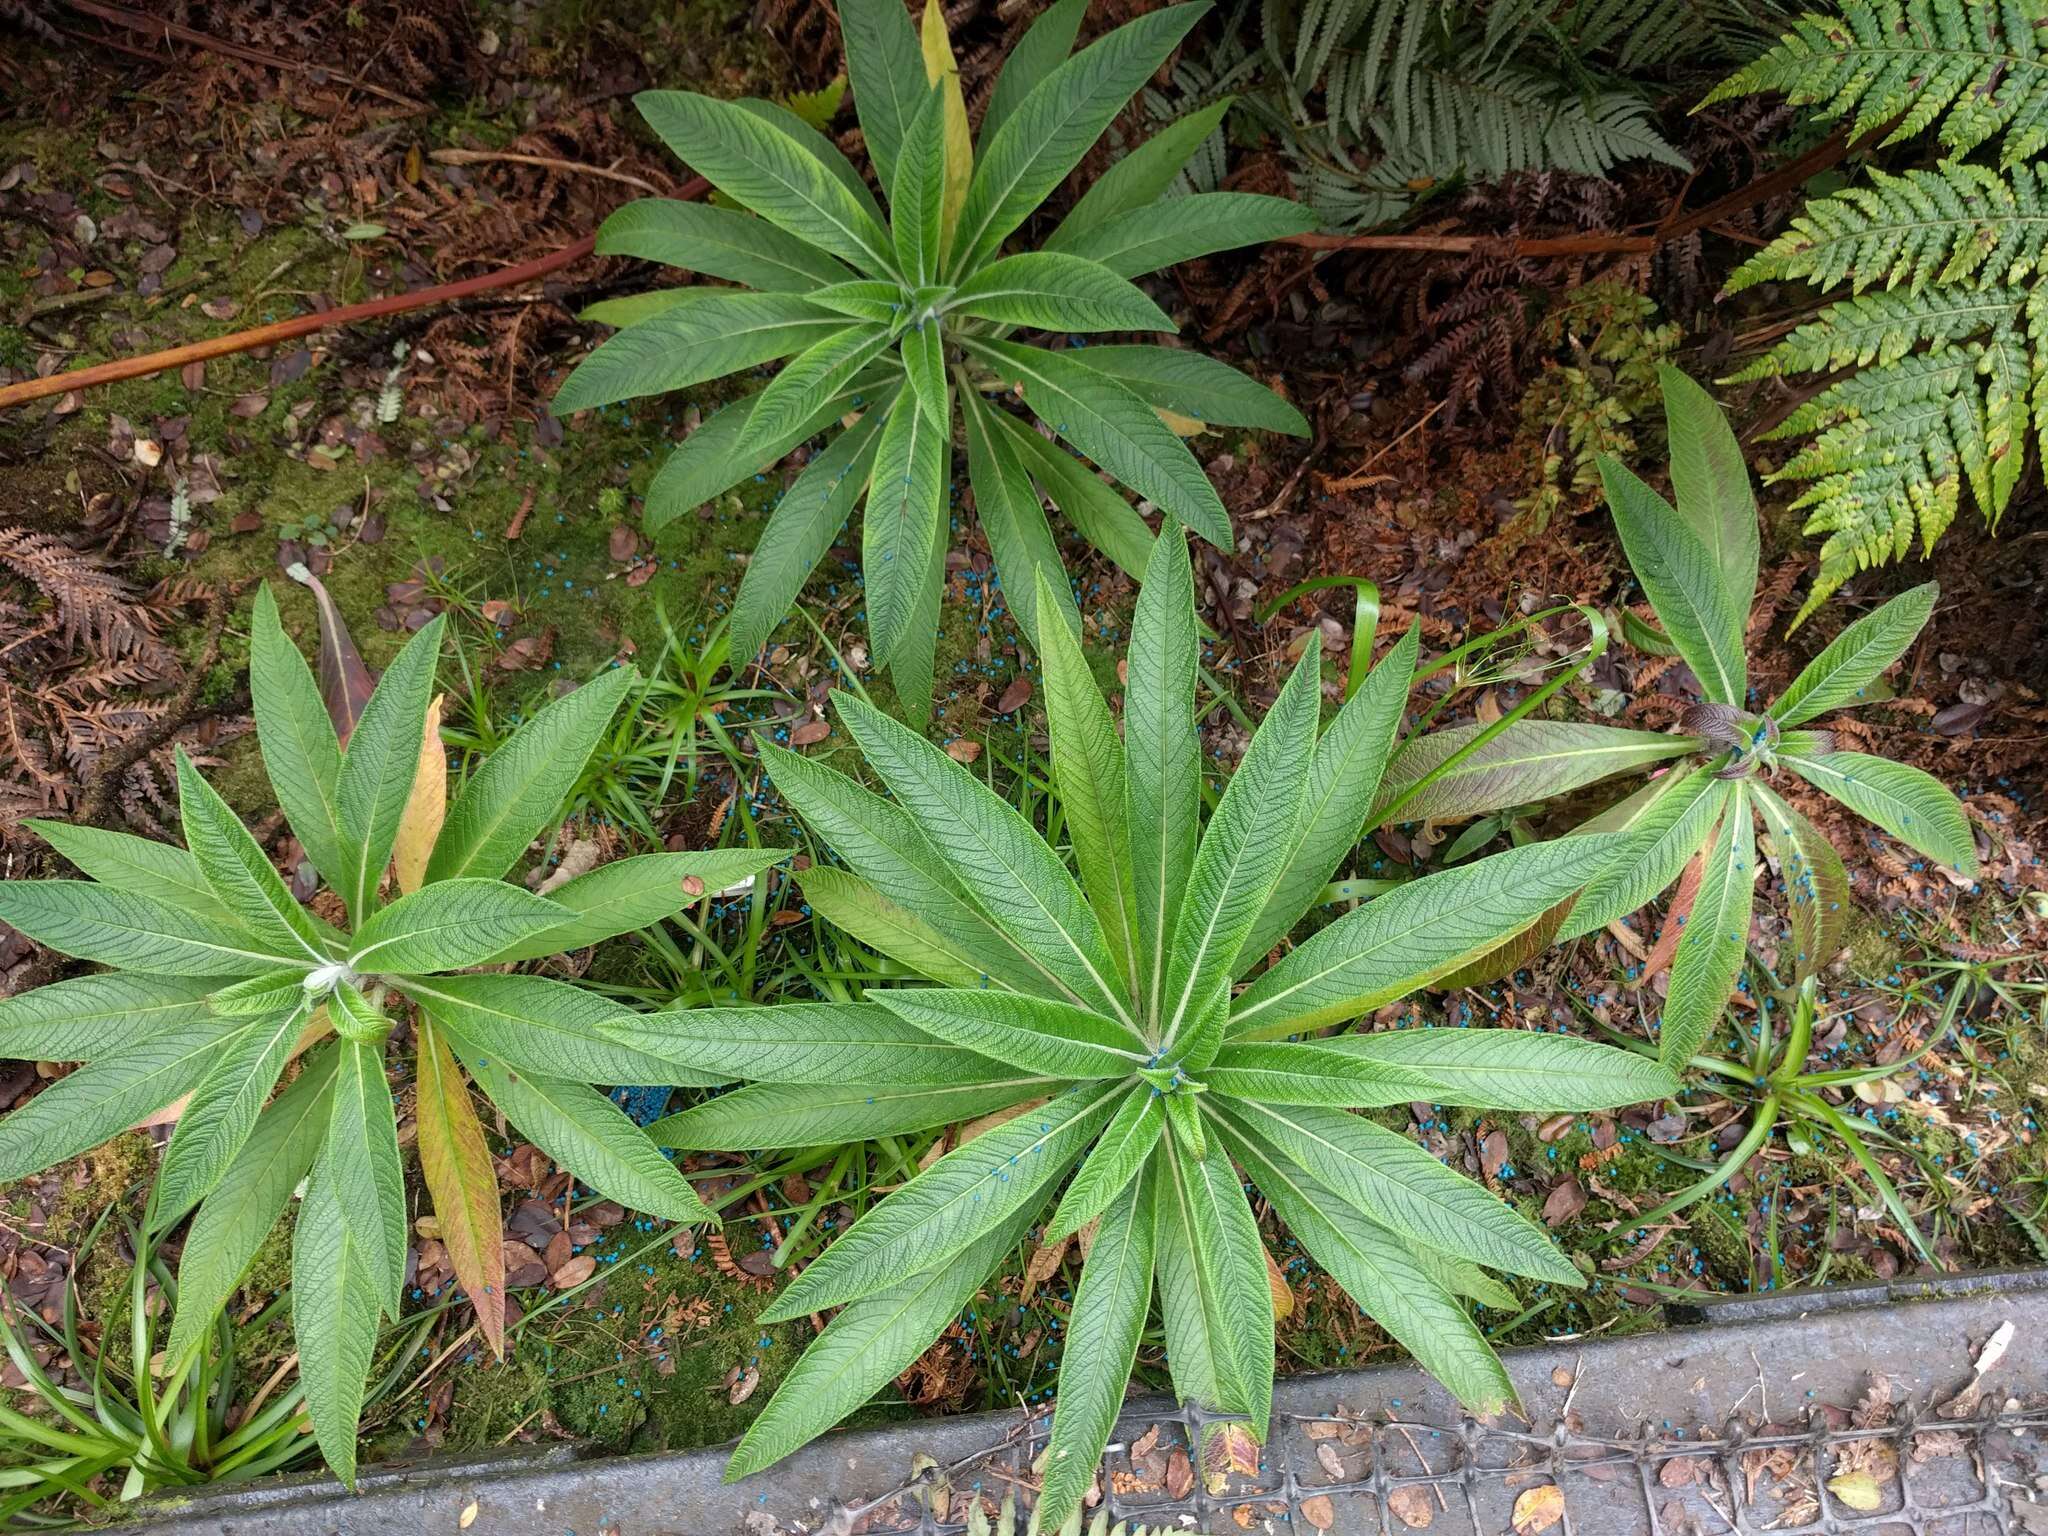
<box><xmin>551</xmin><ymin>0</ymin><xmax>1316</xmax><ymax>722</ymax></box>
<box><xmin>599</xmin><ymin>527</ymin><xmax>1678</xmax><ymax>1523</ymax></box>
<box><xmin>0</xmin><ymin>582</ymin><xmax>783</xmax><ymax>1482</ymax></box>
<box><xmin>1370</xmin><ymin>366</ymin><xmax>1979</xmax><ymax>1074</ymax></box>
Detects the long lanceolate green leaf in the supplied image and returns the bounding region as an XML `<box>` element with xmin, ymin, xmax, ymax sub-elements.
<box><xmin>1052</xmin><ymin>97</ymin><xmax>1235</xmax><ymax>238</ymax></box>
<box><xmin>757</xmin><ymin>743</ymin><xmax>1056</xmax><ymax>997</ymax></box>
<box><xmin>594</xmin><ymin>198</ymin><xmax>853</xmax><ymax>291</ymax></box>
<box><xmin>1597</xmin><ymin>455</ymin><xmax>1747</xmax><ymax>706</ymax></box>
<box><xmin>1148</xmin><ymin>1144</ymin><xmax>1253</xmax><ymax>1419</ymax></box>
<box><xmin>740</xmin><ymin>324</ymin><xmax>896</xmax><ymax>456</ymax></box>
<box><xmin>726</xmin><ymin>1208</ymin><xmax>1037</xmax><ymax>1482</ymax></box>
<box><xmin>1556</xmin><ymin>768</ymin><xmax>1728</xmax><ymax>943</ymax></box>
<box><xmin>349</xmin><ymin>880</ymin><xmax>568</xmax><ymax>975</ymax></box>
<box><xmin>174</xmin><ymin>750</ymin><xmax>324</xmax><ymax>961</ymax></box>
<box><xmin>1239</xmin><ymin>625</ymin><xmax>1419</xmax><ymax>968</ymax></box>
<box><xmin>1034</xmin><ymin>566</ymin><xmax>1137</xmax><ymax>992</ymax></box>
<box><xmin>326</xmin><ymin>1037</ymin><xmax>408</xmax><ymax>1312</ymax></box>
<box><xmin>334</xmin><ymin>616</ymin><xmax>442</xmax><ymax>925</ymax></box>
<box><xmin>835</xmin><ymin>693</ymin><xmax>1136</xmax><ymax>1028</ymax></box>
<box><xmin>555</xmin><ymin>293</ymin><xmax>848</xmax><ymax>415</ymax></box>
<box><xmin>1068</xmin><ymin>345</ymin><xmax>1313</xmax><ymax>436</ymax></box>
<box><xmin>1053</xmin><ymin>192</ymin><xmax>1319</xmax><ymax>278</ymax></box>
<box><xmin>649</xmin><ymin>1077</ymin><xmax>1055</xmax><ymax>1150</ymax></box>
<box><xmin>481</xmin><ymin>847</ymin><xmax>789</xmax><ymax>963</ymax></box>
<box><xmin>0</xmin><ymin>1021</ymin><xmax>225</xmax><ymax>1184</ymax></box>
<box><xmin>891</xmin><ymin>84</ymin><xmax>947</xmax><ymax>284</ymax></box>
<box><xmin>870</xmin><ymin>989</ymin><xmax>1149</xmax><ymax>1078</ymax></box>
<box><xmin>965</xmin><ymin>339</ymin><xmax>1231</xmax><ymax>548</ymax></box>
<box><xmin>736</xmin><ymin>97</ymin><xmax>893</xmax><ymax>228</ymax></box>
<box><xmin>1201</xmin><ymin>1042</ymin><xmax>1440</xmax><ymax>1107</ymax></box>
<box><xmin>462</xmin><ymin>1051</ymin><xmax>716</xmax><ymax>1224</ymax></box>
<box><xmin>860</xmin><ymin>389</ymin><xmax>949</xmax><ymax>673</ymax></box>
<box><xmin>837</xmin><ymin>0</ymin><xmax>928</xmax><ymax>188</ymax></box>
<box><xmin>0</xmin><ymin>972</ymin><xmax>216</xmax><ymax>1062</ymax></box>
<box><xmin>1783</xmin><ymin>748</ymin><xmax>1978</xmax><ymax>875</ymax></box>
<box><xmin>996</xmin><ymin>410</ymin><xmax>1157</xmax><ymax>578</ymax></box>
<box><xmin>1215</xmin><ymin>1114</ymin><xmax>1514</xmax><ymax>1414</ymax></box>
<box><xmin>1159</xmin><ymin>643</ymin><xmax>1320</xmax><ymax>1070</ymax></box>
<box><xmin>1217</xmin><ymin>1099</ymin><xmax>1582</xmax><ymax>1286</ymax></box>
<box><xmin>1037</xmin><ymin>1171</ymin><xmax>1154</xmax><ymax>1531</ymax></box>
<box><xmin>983</xmin><ymin>0</ymin><xmax>1087</xmax><ymax>139</ymax></box>
<box><xmin>1230</xmin><ymin>836</ymin><xmax>1625</xmax><ymax>1041</ymax></box>
<box><xmin>1373</xmin><ymin>719</ymin><xmax>1695</xmax><ymax>824</ymax></box>
<box><xmin>249</xmin><ymin>582</ymin><xmax>350</xmax><ymax>899</ymax></box>
<box><xmin>292</xmin><ymin>1152</ymin><xmax>385</xmax><ymax>1488</ymax></box>
<box><xmin>604</xmin><ymin>1002</ymin><xmax>1012</xmax><ymax>1084</ymax></box>
<box><xmin>1127</xmin><ymin>528</ymin><xmax>1202</xmax><ymax>1032</ymax></box>
<box><xmin>799</xmin><ymin>867</ymin><xmax>990</xmax><ymax>987</ymax></box>
<box><xmin>1047</xmin><ymin>1085</ymin><xmax>1161</xmax><ymax>1239</ymax></box>
<box><xmin>1770</xmin><ymin>583</ymin><xmax>1938</xmax><ymax>727</ymax></box>
<box><xmin>427</xmin><ymin>666</ymin><xmax>634</xmax><ymax>884</ymax></box>
<box><xmin>947</xmin><ymin>252</ymin><xmax>1176</xmax><ymax>333</ymax></box>
<box><xmin>632</xmin><ymin>92</ymin><xmax>897</xmax><ymax>276</ymax></box>
<box><xmin>0</xmin><ymin>882</ymin><xmax>302</xmax><ymax>976</ymax></box>
<box><xmin>153</xmin><ymin>1002</ymin><xmax>311</xmax><ymax>1220</ymax></box>
<box><xmin>401</xmin><ymin>973</ymin><xmax>698</xmax><ymax>1086</ymax></box>
<box><xmin>1656</xmin><ymin>784</ymin><xmax>1756</xmax><ymax>1070</ymax></box>
<box><xmin>644</xmin><ymin>377</ymin><xmax>883</xmax><ymax>537</ymax></box>
<box><xmin>728</xmin><ymin>395</ymin><xmax>893</xmax><ymax>657</ymax></box>
<box><xmin>963</xmin><ymin>396</ymin><xmax>1078</xmax><ymax>652</ymax></box>
<box><xmin>1659</xmin><ymin>365</ymin><xmax>1759</xmax><ymax>607</ymax></box>
<box><xmin>950</xmin><ymin>3</ymin><xmax>1206</xmax><ymax>273</ymax></box>
<box><xmin>1752</xmin><ymin>782</ymin><xmax>1851</xmax><ymax>981</ymax></box>
<box><xmin>759</xmin><ymin>1083</ymin><xmax>1121</xmax><ymax>1320</ymax></box>
<box><xmin>1319</xmin><ymin>1029</ymin><xmax>1679</xmax><ymax>1112</ymax></box>
<box><xmin>167</xmin><ymin>1044</ymin><xmax>337</xmax><ymax>1370</ymax></box>
<box><xmin>25</xmin><ymin>821</ymin><xmax>222</xmax><ymax>918</ymax></box>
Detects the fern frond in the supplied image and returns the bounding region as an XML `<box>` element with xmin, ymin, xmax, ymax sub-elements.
<box><xmin>1730</xmin><ymin>282</ymin><xmax>2028</xmax><ymax>375</ymax></box>
<box><xmin>1727</xmin><ymin>160</ymin><xmax>2048</xmax><ymax>295</ymax></box>
<box><xmin>1761</xmin><ymin>333</ymin><xmax>2037</xmax><ymax>619</ymax></box>
<box><xmin>1288</xmin><ymin>62</ymin><xmax>1686</xmax><ymax>228</ymax></box>
<box><xmin>1702</xmin><ymin>0</ymin><xmax>2048</xmax><ymax>168</ymax></box>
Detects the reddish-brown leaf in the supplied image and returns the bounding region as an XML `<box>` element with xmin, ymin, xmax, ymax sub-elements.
<box><xmin>291</xmin><ymin>568</ymin><xmax>376</xmax><ymax>742</ymax></box>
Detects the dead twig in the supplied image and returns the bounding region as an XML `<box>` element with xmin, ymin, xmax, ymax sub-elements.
<box><xmin>430</xmin><ymin>148</ymin><xmax>664</xmax><ymax>195</ymax></box>
<box><xmin>1</xmin><ymin>176</ymin><xmax>711</xmax><ymax>412</ymax></box>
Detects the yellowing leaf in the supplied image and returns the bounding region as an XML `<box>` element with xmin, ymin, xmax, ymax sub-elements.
<box><xmin>1156</xmin><ymin>405</ymin><xmax>1208</xmax><ymax>437</ymax></box>
<box><xmin>415</xmin><ymin>1018</ymin><xmax>507</xmax><ymax>1357</ymax></box>
<box><xmin>394</xmin><ymin>693</ymin><xmax>446</xmax><ymax>895</ymax></box>
<box><xmin>1264</xmin><ymin>1244</ymin><xmax>1295</xmax><ymax>1320</ymax></box>
<box><xmin>1512</xmin><ymin>1483</ymin><xmax>1566</xmax><ymax>1535</ymax></box>
<box><xmin>1827</xmin><ymin>1471</ymin><xmax>1885</xmax><ymax>1512</ymax></box>
<box><xmin>920</xmin><ymin>0</ymin><xmax>972</xmax><ymax>265</ymax></box>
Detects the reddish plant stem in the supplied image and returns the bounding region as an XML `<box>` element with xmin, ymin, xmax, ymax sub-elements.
<box><xmin>5</xmin><ymin>123</ymin><xmax>1856</xmax><ymax>414</ymax></box>
<box><xmin>0</xmin><ymin>175</ymin><xmax>707</xmax><ymax>413</ymax></box>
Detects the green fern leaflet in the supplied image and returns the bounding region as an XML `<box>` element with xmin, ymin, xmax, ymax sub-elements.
<box><xmin>1707</xmin><ymin>0</ymin><xmax>2048</xmax><ymax>621</ymax></box>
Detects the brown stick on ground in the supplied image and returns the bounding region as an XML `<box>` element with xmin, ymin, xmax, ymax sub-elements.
<box><xmin>0</xmin><ymin>175</ymin><xmax>708</xmax><ymax>413</ymax></box>
<box><xmin>2</xmin><ymin>236</ymin><xmax>592</xmax><ymax>412</ymax></box>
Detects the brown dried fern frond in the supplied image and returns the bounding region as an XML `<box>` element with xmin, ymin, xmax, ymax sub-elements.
<box><xmin>0</xmin><ymin>527</ymin><xmax>173</xmax><ymax>668</ymax></box>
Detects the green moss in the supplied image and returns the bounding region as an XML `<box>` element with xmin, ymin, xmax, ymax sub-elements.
<box><xmin>396</xmin><ymin>1234</ymin><xmax>816</xmax><ymax>1457</ymax></box>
